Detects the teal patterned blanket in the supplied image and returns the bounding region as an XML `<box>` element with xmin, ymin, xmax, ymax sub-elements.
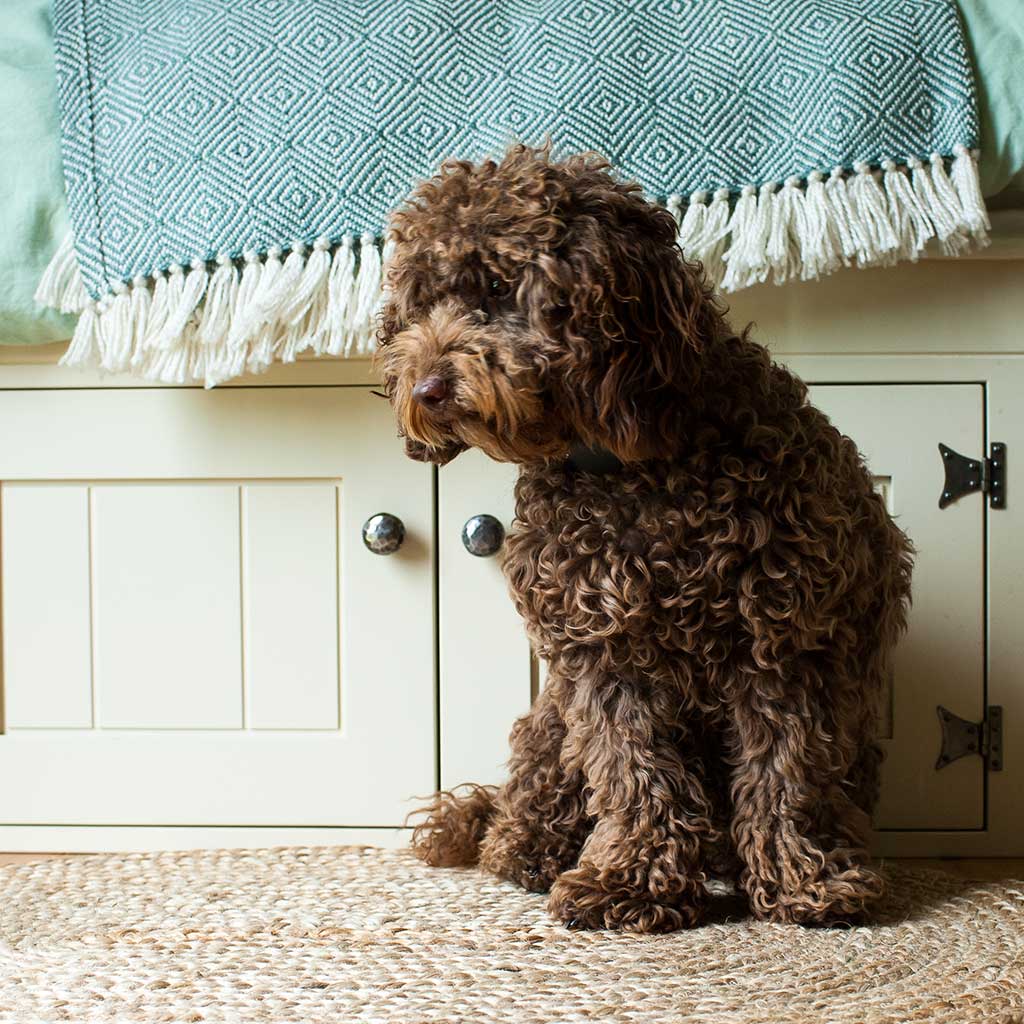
<box><xmin>40</xmin><ymin>0</ymin><xmax>990</xmax><ymax>385</ymax></box>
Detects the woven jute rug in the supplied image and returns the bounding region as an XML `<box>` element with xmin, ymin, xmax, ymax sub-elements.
<box><xmin>1</xmin><ymin>847</ymin><xmax>1022</xmax><ymax>1023</ymax></box>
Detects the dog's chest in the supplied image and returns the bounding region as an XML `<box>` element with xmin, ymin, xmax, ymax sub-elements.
<box><xmin>503</xmin><ymin>463</ymin><xmax>746</xmax><ymax>661</ymax></box>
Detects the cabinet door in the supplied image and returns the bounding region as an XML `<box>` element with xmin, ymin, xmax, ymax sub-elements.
<box><xmin>439</xmin><ymin>384</ymin><xmax>986</xmax><ymax>831</ymax></box>
<box><xmin>438</xmin><ymin>451</ymin><xmax>530</xmax><ymax>788</ymax></box>
<box><xmin>0</xmin><ymin>387</ymin><xmax>434</xmax><ymax>826</ymax></box>
<box><xmin>810</xmin><ymin>384</ymin><xmax>985</xmax><ymax>830</ymax></box>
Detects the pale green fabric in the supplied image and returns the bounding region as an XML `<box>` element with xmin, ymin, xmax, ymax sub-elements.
<box><xmin>0</xmin><ymin>0</ymin><xmax>1020</xmax><ymax>345</ymax></box>
<box><xmin>0</xmin><ymin>0</ymin><xmax>76</xmax><ymax>344</ymax></box>
<box><xmin>959</xmin><ymin>0</ymin><xmax>1024</xmax><ymax>196</ymax></box>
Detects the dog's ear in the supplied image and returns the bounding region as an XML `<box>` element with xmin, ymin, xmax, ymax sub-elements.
<box><xmin>523</xmin><ymin>159</ymin><xmax>723</xmax><ymax>462</ymax></box>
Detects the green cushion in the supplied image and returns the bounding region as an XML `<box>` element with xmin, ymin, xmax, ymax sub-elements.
<box><xmin>960</xmin><ymin>0</ymin><xmax>1024</xmax><ymax>196</ymax></box>
<box><xmin>0</xmin><ymin>0</ymin><xmax>75</xmax><ymax>345</ymax></box>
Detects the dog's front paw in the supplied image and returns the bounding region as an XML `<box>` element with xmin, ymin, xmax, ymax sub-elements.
<box><xmin>548</xmin><ymin>865</ymin><xmax>704</xmax><ymax>934</ymax></box>
<box><xmin>747</xmin><ymin>858</ymin><xmax>885</xmax><ymax>926</ymax></box>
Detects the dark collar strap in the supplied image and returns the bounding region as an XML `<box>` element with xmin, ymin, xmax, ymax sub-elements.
<box><xmin>565</xmin><ymin>442</ymin><xmax>623</xmax><ymax>475</ymax></box>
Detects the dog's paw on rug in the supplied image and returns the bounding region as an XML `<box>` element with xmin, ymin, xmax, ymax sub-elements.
<box><xmin>1</xmin><ymin>846</ymin><xmax>1021</xmax><ymax>1023</ymax></box>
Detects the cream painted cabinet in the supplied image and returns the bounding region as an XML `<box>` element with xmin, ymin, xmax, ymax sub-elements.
<box><xmin>0</xmin><ymin>259</ymin><xmax>1020</xmax><ymax>854</ymax></box>
<box><xmin>0</xmin><ymin>386</ymin><xmax>434</xmax><ymax>828</ymax></box>
<box><xmin>436</xmin><ymin>383</ymin><xmax>991</xmax><ymax>839</ymax></box>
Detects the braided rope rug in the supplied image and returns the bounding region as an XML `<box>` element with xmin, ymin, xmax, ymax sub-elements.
<box><xmin>1</xmin><ymin>847</ymin><xmax>1022</xmax><ymax>1023</ymax></box>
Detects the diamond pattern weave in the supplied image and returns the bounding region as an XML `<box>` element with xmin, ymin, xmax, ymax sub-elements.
<box><xmin>53</xmin><ymin>0</ymin><xmax>980</xmax><ymax>299</ymax></box>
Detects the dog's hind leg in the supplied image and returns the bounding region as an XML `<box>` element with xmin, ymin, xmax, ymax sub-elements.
<box><xmin>408</xmin><ymin>784</ymin><xmax>498</xmax><ymax>867</ymax></box>
<box><xmin>847</xmin><ymin>738</ymin><xmax>884</xmax><ymax>816</ymax></box>
<box><xmin>727</xmin><ymin>667</ymin><xmax>885</xmax><ymax>925</ymax></box>
<box><xmin>478</xmin><ymin>675</ymin><xmax>591</xmax><ymax>893</ymax></box>
<box><xmin>547</xmin><ymin>676</ymin><xmax>716</xmax><ymax>933</ymax></box>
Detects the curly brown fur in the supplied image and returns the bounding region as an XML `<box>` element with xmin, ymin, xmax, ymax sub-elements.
<box><xmin>478</xmin><ymin>679</ymin><xmax>592</xmax><ymax>893</ymax></box>
<box><xmin>407</xmin><ymin>784</ymin><xmax>498</xmax><ymax>867</ymax></box>
<box><xmin>378</xmin><ymin>144</ymin><xmax>914</xmax><ymax>932</ymax></box>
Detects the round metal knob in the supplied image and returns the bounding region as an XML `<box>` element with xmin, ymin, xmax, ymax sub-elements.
<box><xmin>462</xmin><ymin>514</ymin><xmax>505</xmax><ymax>557</ymax></box>
<box><xmin>362</xmin><ymin>513</ymin><xmax>405</xmax><ymax>555</ymax></box>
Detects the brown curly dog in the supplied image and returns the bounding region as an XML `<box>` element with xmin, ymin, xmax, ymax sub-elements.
<box><xmin>376</xmin><ymin>144</ymin><xmax>914</xmax><ymax>933</ymax></box>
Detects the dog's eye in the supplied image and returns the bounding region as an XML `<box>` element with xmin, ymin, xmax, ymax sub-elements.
<box><xmin>482</xmin><ymin>276</ymin><xmax>513</xmax><ymax>312</ymax></box>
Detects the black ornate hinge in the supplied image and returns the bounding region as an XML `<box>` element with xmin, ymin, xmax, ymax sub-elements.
<box><xmin>936</xmin><ymin>705</ymin><xmax>1003</xmax><ymax>772</ymax></box>
<box><xmin>938</xmin><ymin>442</ymin><xmax>1006</xmax><ymax>509</ymax></box>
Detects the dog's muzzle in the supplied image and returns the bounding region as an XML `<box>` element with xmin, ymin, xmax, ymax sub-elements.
<box><xmin>404</xmin><ymin>437</ymin><xmax>466</xmax><ymax>464</ymax></box>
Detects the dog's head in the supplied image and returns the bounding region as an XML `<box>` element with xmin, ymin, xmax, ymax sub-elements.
<box><xmin>375</xmin><ymin>144</ymin><xmax>723</xmax><ymax>465</ymax></box>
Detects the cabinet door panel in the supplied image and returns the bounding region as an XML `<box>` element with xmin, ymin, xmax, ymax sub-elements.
<box><xmin>0</xmin><ymin>387</ymin><xmax>433</xmax><ymax>826</ymax></box>
<box><xmin>2</xmin><ymin>484</ymin><xmax>92</xmax><ymax>728</ymax></box>
<box><xmin>439</xmin><ymin>451</ymin><xmax>530</xmax><ymax>788</ymax></box>
<box><xmin>244</xmin><ymin>482</ymin><xmax>341</xmax><ymax>731</ymax></box>
<box><xmin>93</xmin><ymin>483</ymin><xmax>243</xmax><ymax>730</ymax></box>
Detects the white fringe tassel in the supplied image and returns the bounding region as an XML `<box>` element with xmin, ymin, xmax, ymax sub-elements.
<box><xmin>668</xmin><ymin>147</ymin><xmax>989</xmax><ymax>289</ymax></box>
<box><xmin>34</xmin><ymin>230</ymin><xmax>90</xmax><ymax>314</ymax></box>
<box><xmin>41</xmin><ymin>233</ymin><xmax>388</xmax><ymax>387</ymax></box>
<box><xmin>39</xmin><ymin>148</ymin><xmax>989</xmax><ymax>387</ymax></box>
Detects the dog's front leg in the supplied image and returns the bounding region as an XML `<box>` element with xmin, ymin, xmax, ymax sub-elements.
<box><xmin>547</xmin><ymin>677</ymin><xmax>715</xmax><ymax>933</ymax></box>
<box><xmin>728</xmin><ymin>679</ymin><xmax>884</xmax><ymax>925</ymax></box>
<box><xmin>478</xmin><ymin>676</ymin><xmax>591</xmax><ymax>893</ymax></box>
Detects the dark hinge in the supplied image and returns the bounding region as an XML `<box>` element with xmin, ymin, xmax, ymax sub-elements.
<box><xmin>938</xmin><ymin>442</ymin><xmax>1007</xmax><ymax>509</ymax></box>
<box><xmin>935</xmin><ymin>705</ymin><xmax>1003</xmax><ymax>771</ymax></box>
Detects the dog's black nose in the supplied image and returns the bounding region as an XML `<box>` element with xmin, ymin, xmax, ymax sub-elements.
<box><xmin>412</xmin><ymin>375</ymin><xmax>448</xmax><ymax>407</ymax></box>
